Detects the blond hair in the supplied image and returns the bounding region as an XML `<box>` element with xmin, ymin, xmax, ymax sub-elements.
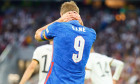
<box><xmin>60</xmin><ymin>1</ymin><xmax>79</xmax><ymax>15</ymax></box>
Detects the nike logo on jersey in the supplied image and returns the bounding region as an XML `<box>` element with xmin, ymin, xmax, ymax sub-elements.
<box><xmin>72</xmin><ymin>26</ymin><xmax>86</xmax><ymax>32</ymax></box>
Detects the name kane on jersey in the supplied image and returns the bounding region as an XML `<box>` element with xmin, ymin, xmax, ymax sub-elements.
<box><xmin>72</xmin><ymin>26</ymin><xmax>86</xmax><ymax>32</ymax></box>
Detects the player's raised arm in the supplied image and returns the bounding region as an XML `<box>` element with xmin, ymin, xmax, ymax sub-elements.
<box><xmin>34</xmin><ymin>18</ymin><xmax>62</xmax><ymax>41</ymax></box>
<box><xmin>19</xmin><ymin>59</ymin><xmax>38</xmax><ymax>84</ymax></box>
<box><xmin>35</xmin><ymin>11</ymin><xmax>83</xmax><ymax>41</ymax></box>
<box><xmin>110</xmin><ymin>59</ymin><xmax>124</xmax><ymax>84</ymax></box>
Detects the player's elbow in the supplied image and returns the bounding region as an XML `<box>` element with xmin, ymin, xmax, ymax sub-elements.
<box><xmin>35</xmin><ymin>31</ymin><xmax>42</xmax><ymax>41</ymax></box>
<box><xmin>34</xmin><ymin>34</ymin><xmax>39</xmax><ymax>41</ymax></box>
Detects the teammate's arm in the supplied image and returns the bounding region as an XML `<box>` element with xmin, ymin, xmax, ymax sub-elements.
<box><xmin>19</xmin><ymin>60</ymin><xmax>38</xmax><ymax>84</ymax></box>
<box><xmin>110</xmin><ymin>59</ymin><xmax>124</xmax><ymax>84</ymax></box>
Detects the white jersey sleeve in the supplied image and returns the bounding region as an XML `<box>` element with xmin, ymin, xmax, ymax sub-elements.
<box><xmin>111</xmin><ymin>59</ymin><xmax>124</xmax><ymax>80</ymax></box>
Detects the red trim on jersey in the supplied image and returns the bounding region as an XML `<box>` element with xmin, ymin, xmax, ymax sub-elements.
<box><xmin>44</xmin><ymin>62</ymin><xmax>54</xmax><ymax>84</ymax></box>
<box><xmin>44</xmin><ymin>42</ymin><xmax>54</xmax><ymax>84</ymax></box>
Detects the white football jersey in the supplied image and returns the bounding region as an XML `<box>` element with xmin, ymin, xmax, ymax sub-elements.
<box><xmin>86</xmin><ymin>52</ymin><xmax>113</xmax><ymax>84</ymax></box>
<box><xmin>33</xmin><ymin>44</ymin><xmax>52</xmax><ymax>84</ymax></box>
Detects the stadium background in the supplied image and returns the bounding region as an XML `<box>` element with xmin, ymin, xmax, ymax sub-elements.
<box><xmin>0</xmin><ymin>0</ymin><xmax>140</xmax><ymax>84</ymax></box>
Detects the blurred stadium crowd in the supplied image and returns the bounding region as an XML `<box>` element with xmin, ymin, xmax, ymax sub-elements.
<box><xmin>0</xmin><ymin>1</ymin><xmax>140</xmax><ymax>84</ymax></box>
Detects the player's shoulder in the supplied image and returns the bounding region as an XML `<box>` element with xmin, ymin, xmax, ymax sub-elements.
<box><xmin>35</xmin><ymin>44</ymin><xmax>52</xmax><ymax>52</ymax></box>
<box><xmin>90</xmin><ymin>52</ymin><xmax>102</xmax><ymax>57</ymax></box>
<box><xmin>85</xmin><ymin>27</ymin><xmax>96</xmax><ymax>34</ymax></box>
<box><xmin>84</xmin><ymin>27</ymin><xmax>96</xmax><ymax>40</ymax></box>
<box><xmin>54</xmin><ymin>21</ymin><xmax>74</xmax><ymax>27</ymax></box>
<box><xmin>51</xmin><ymin>22</ymin><xmax>68</xmax><ymax>30</ymax></box>
<box><xmin>90</xmin><ymin>52</ymin><xmax>108</xmax><ymax>59</ymax></box>
<box><xmin>52</xmin><ymin>22</ymin><xmax>66</xmax><ymax>26</ymax></box>
<box><xmin>49</xmin><ymin>22</ymin><xmax>63</xmax><ymax>29</ymax></box>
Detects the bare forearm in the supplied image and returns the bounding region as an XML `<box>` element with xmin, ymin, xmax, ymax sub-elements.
<box><xmin>35</xmin><ymin>11</ymin><xmax>84</xmax><ymax>41</ymax></box>
<box><xmin>19</xmin><ymin>60</ymin><xmax>38</xmax><ymax>84</ymax></box>
<box><xmin>19</xmin><ymin>66</ymin><xmax>35</xmax><ymax>84</ymax></box>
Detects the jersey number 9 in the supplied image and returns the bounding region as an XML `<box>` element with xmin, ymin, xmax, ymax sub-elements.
<box><xmin>72</xmin><ymin>36</ymin><xmax>85</xmax><ymax>63</ymax></box>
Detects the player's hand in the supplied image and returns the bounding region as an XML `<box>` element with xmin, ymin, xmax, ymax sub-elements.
<box><xmin>59</xmin><ymin>11</ymin><xmax>83</xmax><ymax>25</ymax></box>
<box><xmin>59</xmin><ymin>11</ymin><xmax>77</xmax><ymax>22</ymax></box>
<box><xmin>113</xmin><ymin>80</ymin><xmax>117</xmax><ymax>84</ymax></box>
<box><xmin>61</xmin><ymin>11</ymin><xmax>75</xmax><ymax>22</ymax></box>
<box><xmin>72</xmin><ymin>11</ymin><xmax>84</xmax><ymax>25</ymax></box>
